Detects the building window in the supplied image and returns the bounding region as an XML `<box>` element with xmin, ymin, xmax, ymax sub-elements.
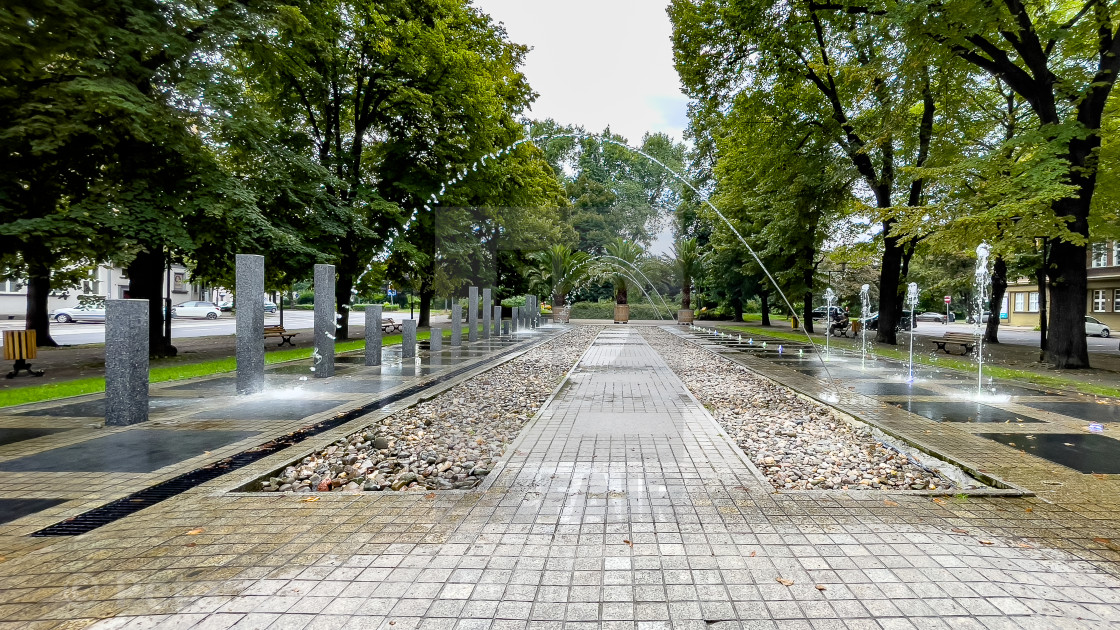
<box><xmin>1094</xmin><ymin>290</ymin><xmax>1107</xmax><ymax>312</ymax></box>
<box><xmin>1028</xmin><ymin>292</ymin><xmax>1039</xmax><ymax>313</ymax></box>
<box><xmin>0</xmin><ymin>278</ymin><xmax>21</xmax><ymax>293</ymax></box>
<box><xmin>1115</xmin><ymin>289</ymin><xmax>1120</xmax><ymax>312</ymax></box>
<box><xmin>1014</xmin><ymin>292</ymin><xmax>1025</xmax><ymax>312</ymax></box>
<box><xmin>1092</xmin><ymin>243</ymin><xmax>1109</xmax><ymax>267</ymax></box>
<box><xmin>1115</xmin><ymin>241</ymin><xmax>1120</xmax><ymax>267</ymax></box>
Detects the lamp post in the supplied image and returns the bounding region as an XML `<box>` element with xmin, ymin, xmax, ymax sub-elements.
<box><xmin>826</xmin><ymin>262</ymin><xmax>848</xmax><ymax>290</ymax></box>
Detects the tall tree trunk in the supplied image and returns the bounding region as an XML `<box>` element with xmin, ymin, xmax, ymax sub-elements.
<box><xmin>682</xmin><ymin>282</ymin><xmax>691</xmax><ymax>310</ymax></box>
<box><xmin>418</xmin><ymin>276</ymin><xmax>433</xmax><ymax>328</ymax></box>
<box><xmin>760</xmin><ymin>290</ymin><xmax>770</xmax><ymax>327</ymax></box>
<box><xmin>127</xmin><ymin>248</ymin><xmax>175</xmax><ymax>358</ymax></box>
<box><xmin>1046</xmin><ymin>238</ymin><xmax>1090</xmax><ymax>368</ymax></box>
<box><xmin>24</xmin><ymin>254</ymin><xmax>57</xmax><ymax>347</ymax></box>
<box><xmin>732</xmin><ymin>293</ymin><xmax>743</xmax><ymax>322</ymax></box>
<box><xmin>877</xmin><ymin>223</ymin><xmax>903</xmax><ymax>345</ymax></box>
<box><xmin>1037</xmin><ymin>242</ymin><xmax>1048</xmax><ymax>362</ymax></box>
<box><xmin>803</xmin><ymin>290</ymin><xmax>814</xmax><ymax>335</ymax></box>
<box><xmin>334</xmin><ymin>268</ymin><xmax>354</xmax><ymax>341</ymax></box>
<box><xmin>984</xmin><ymin>255</ymin><xmax>1007</xmax><ymax>343</ymax></box>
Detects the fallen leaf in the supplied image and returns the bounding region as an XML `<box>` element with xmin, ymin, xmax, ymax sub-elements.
<box><xmin>1025</xmin><ymin>507</ymin><xmax>1033</xmax><ymax>513</ymax></box>
<box><xmin>979</xmin><ymin>540</ymin><xmax>994</xmax><ymax>545</ymax></box>
<box><xmin>623</xmin><ymin>539</ymin><xmax>633</xmax><ymax>548</ymax></box>
<box><xmin>750</xmin><ymin>551</ymin><xmax>757</xmax><ymax>557</ymax></box>
<box><xmin>186</xmin><ymin>528</ymin><xmax>204</xmax><ymax>535</ymax></box>
<box><xmin>300</xmin><ymin>496</ymin><xmax>320</xmax><ymax>503</ymax></box>
<box><xmin>776</xmin><ymin>578</ymin><xmax>794</xmax><ymax>586</ymax></box>
<box><xmin>883</xmin><ymin>500</ymin><xmax>899</xmax><ymax>507</ymax></box>
<box><xmin>932</xmin><ymin>498</ymin><xmax>947</xmax><ymax>506</ymax></box>
<box><xmin>1093</xmin><ymin>474</ymin><xmax>1107</xmax><ymax>480</ymax></box>
<box><xmin>1016</xmin><ymin>543</ymin><xmax>1034</xmax><ymax>549</ymax></box>
<box><xmin>1094</xmin><ymin>537</ymin><xmax>1112</xmax><ymax>545</ymax></box>
<box><xmin>951</xmin><ymin>528</ymin><xmax>969</xmax><ymax>534</ymax></box>
<box><xmin>815</xmin><ymin>584</ymin><xmax>827</xmax><ymax>591</ymax></box>
<box><xmin>389</xmin><ymin>622</ymin><xmax>395</xmax><ymax>626</ymax></box>
<box><xmin>424</xmin><ymin>493</ymin><xmax>435</xmax><ymax>500</ymax></box>
<box><xmin>185</xmin><ymin>542</ymin><xmax>196</xmax><ymax>548</ymax></box>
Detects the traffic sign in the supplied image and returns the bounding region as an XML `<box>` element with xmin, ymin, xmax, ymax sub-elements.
<box><xmin>386</xmin><ymin>289</ymin><xmax>397</xmax><ymax>298</ymax></box>
<box><xmin>944</xmin><ymin>295</ymin><xmax>951</xmax><ymax>304</ymax></box>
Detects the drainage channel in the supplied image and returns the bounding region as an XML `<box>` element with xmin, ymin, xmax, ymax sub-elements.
<box><xmin>31</xmin><ymin>337</ymin><xmax>546</xmax><ymax>537</ymax></box>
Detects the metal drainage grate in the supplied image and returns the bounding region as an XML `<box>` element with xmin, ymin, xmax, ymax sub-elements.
<box><xmin>31</xmin><ymin>339</ymin><xmax>541</xmax><ymax>537</ymax></box>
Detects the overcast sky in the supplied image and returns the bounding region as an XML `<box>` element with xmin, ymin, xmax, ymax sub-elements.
<box><xmin>472</xmin><ymin>0</ymin><xmax>690</xmax><ymax>145</ymax></box>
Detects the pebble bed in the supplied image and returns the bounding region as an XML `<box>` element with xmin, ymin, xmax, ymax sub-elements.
<box><xmin>260</xmin><ymin>326</ymin><xmax>597</xmax><ymax>493</ymax></box>
<box><xmin>641</xmin><ymin>328</ymin><xmax>954</xmax><ymax>492</ymax></box>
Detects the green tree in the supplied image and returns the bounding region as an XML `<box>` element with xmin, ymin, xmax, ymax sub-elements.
<box><xmin>894</xmin><ymin>0</ymin><xmax>1120</xmax><ymax>367</ymax></box>
<box><xmin>673</xmin><ymin>238</ymin><xmax>703</xmax><ymax>310</ymax></box>
<box><xmin>526</xmin><ymin>245</ymin><xmax>593</xmax><ymax>307</ymax></box>
<box><xmin>671</xmin><ymin>0</ymin><xmax>954</xmax><ymax>345</ymax></box>
<box><xmin>602</xmin><ymin>238</ymin><xmax>645</xmax><ymax>305</ymax></box>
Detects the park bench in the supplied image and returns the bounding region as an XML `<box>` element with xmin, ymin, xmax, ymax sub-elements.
<box><xmin>263</xmin><ymin>325</ymin><xmax>298</xmax><ymax>347</ymax></box>
<box><xmin>381</xmin><ymin>318</ymin><xmax>403</xmax><ymax>333</ymax></box>
<box><xmin>931</xmin><ymin>332</ymin><xmax>976</xmax><ymax>355</ymax></box>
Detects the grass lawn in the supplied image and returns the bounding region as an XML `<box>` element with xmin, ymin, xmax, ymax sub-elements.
<box><xmin>0</xmin><ymin>329</ymin><xmax>456</xmax><ymax>409</ymax></box>
<box><xmin>721</xmin><ymin>324</ymin><xmax>1120</xmax><ymax>399</ymax></box>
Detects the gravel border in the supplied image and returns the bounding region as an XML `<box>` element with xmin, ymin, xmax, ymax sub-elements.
<box><xmin>641</xmin><ymin>327</ymin><xmax>958</xmax><ymax>492</ymax></box>
<box><xmin>258</xmin><ymin>326</ymin><xmax>599</xmax><ymax>492</ymax></box>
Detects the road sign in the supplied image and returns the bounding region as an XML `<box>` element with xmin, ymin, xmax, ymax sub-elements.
<box><xmin>386</xmin><ymin>289</ymin><xmax>397</xmax><ymax>298</ymax></box>
<box><xmin>944</xmin><ymin>295</ymin><xmax>951</xmax><ymax>304</ymax></box>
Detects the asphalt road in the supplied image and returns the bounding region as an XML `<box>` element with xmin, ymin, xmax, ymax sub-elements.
<box><xmin>908</xmin><ymin>320</ymin><xmax>1117</xmax><ymax>353</ymax></box>
<box><xmin>0</xmin><ymin>310</ymin><xmax>427</xmax><ymax>347</ymax></box>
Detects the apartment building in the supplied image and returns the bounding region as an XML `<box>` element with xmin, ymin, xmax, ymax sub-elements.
<box><xmin>1004</xmin><ymin>240</ymin><xmax>1120</xmax><ymax>330</ymax></box>
<box><xmin>0</xmin><ymin>263</ymin><xmax>204</xmax><ymax>319</ymax></box>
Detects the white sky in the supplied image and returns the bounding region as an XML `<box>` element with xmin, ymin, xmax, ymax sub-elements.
<box><xmin>472</xmin><ymin>0</ymin><xmax>688</xmax><ymax>254</ymax></box>
<box><xmin>472</xmin><ymin>0</ymin><xmax>690</xmax><ymax>145</ymax></box>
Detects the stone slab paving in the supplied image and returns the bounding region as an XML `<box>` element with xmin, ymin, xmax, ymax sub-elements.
<box><xmin>2</xmin><ymin>326</ymin><xmax>1110</xmax><ymax>629</ymax></box>
<box><xmin>0</xmin><ymin>331</ymin><xmax>544</xmax><ymax>560</ymax></box>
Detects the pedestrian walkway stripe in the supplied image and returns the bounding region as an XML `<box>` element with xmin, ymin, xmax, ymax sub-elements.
<box><xmin>29</xmin><ymin>336</ymin><xmax>549</xmax><ymax>537</ymax></box>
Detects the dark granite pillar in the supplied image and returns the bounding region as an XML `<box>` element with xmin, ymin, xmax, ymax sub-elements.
<box><xmin>236</xmin><ymin>254</ymin><xmax>265</xmax><ymax>394</ymax></box>
<box><xmin>482</xmin><ymin>288</ymin><xmax>492</xmax><ymax>340</ymax></box>
<box><xmin>451</xmin><ymin>303</ymin><xmax>462</xmax><ymax>347</ymax></box>
<box><xmin>365</xmin><ymin>304</ymin><xmax>382</xmax><ymax>366</ymax></box>
<box><xmin>493</xmin><ymin>305</ymin><xmax>501</xmax><ymax>337</ymax></box>
<box><xmin>105</xmin><ymin>299</ymin><xmax>149</xmax><ymax>426</ymax></box>
<box><xmin>402</xmin><ymin>319</ymin><xmax>417</xmax><ymax>359</ymax></box>
<box><xmin>313</xmin><ymin>263</ymin><xmax>335</xmax><ymax>378</ymax></box>
<box><xmin>468</xmin><ymin>286</ymin><xmax>479</xmax><ymax>342</ymax></box>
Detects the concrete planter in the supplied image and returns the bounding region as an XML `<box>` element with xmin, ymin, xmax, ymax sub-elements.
<box><xmin>613</xmin><ymin>304</ymin><xmax>630</xmax><ymax>323</ymax></box>
<box><xmin>677</xmin><ymin>309</ymin><xmax>694</xmax><ymax>324</ymax></box>
<box><xmin>553</xmin><ymin>306</ymin><xmax>571</xmax><ymax>323</ymax></box>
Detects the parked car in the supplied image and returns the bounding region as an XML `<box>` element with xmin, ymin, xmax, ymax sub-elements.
<box><xmin>861</xmin><ymin>310</ymin><xmax>915</xmax><ymax>331</ymax></box>
<box><xmin>967</xmin><ymin>312</ymin><xmax>991</xmax><ymax>324</ymax></box>
<box><xmin>264</xmin><ymin>301</ymin><xmax>278</xmax><ymax>313</ymax></box>
<box><xmin>811</xmin><ymin>305</ymin><xmax>846</xmax><ymax>321</ymax></box>
<box><xmin>915</xmin><ymin>311</ymin><xmax>946</xmax><ymax>323</ymax></box>
<box><xmin>218</xmin><ymin>301</ymin><xmax>234</xmax><ymax>312</ymax></box>
<box><xmin>1086</xmin><ymin>316</ymin><xmax>1111</xmax><ymax>338</ymax></box>
<box><xmin>171</xmin><ymin>301</ymin><xmax>221</xmax><ymax>319</ymax></box>
<box><xmin>51</xmin><ymin>305</ymin><xmax>105</xmax><ymax>323</ymax></box>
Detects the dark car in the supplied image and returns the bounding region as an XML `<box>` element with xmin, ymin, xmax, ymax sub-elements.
<box><xmin>861</xmin><ymin>310</ymin><xmax>915</xmax><ymax>331</ymax></box>
<box><xmin>811</xmin><ymin>305</ymin><xmax>846</xmax><ymax>321</ymax></box>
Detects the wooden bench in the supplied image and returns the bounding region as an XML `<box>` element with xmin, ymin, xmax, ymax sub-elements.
<box><xmin>931</xmin><ymin>332</ymin><xmax>976</xmax><ymax>355</ymax></box>
<box><xmin>263</xmin><ymin>325</ymin><xmax>298</xmax><ymax>347</ymax></box>
<box><xmin>381</xmin><ymin>318</ymin><xmax>403</xmax><ymax>333</ymax></box>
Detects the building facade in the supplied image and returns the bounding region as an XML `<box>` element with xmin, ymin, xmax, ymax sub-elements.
<box><xmin>0</xmin><ymin>264</ymin><xmax>205</xmax><ymax>319</ymax></box>
<box><xmin>1003</xmin><ymin>241</ymin><xmax>1120</xmax><ymax>330</ymax></box>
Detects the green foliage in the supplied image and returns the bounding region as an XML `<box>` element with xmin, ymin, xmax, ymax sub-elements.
<box><xmin>602</xmin><ymin>238</ymin><xmax>646</xmax><ymax>305</ymax></box>
<box><xmin>525</xmin><ymin>245</ymin><xmax>593</xmax><ymax>307</ymax></box>
<box><xmin>568</xmin><ymin>301</ymin><xmax>667</xmax><ymax>320</ymax></box>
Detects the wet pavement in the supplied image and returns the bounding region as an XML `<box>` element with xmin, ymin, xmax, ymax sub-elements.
<box><xmin>1</xmin><ymin>324</ymin><xmax>1120</xmax><ymax>628</ymax></box>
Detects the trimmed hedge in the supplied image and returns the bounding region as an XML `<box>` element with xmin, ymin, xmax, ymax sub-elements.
<box><xmin>568</xmin><ymin>301</ymin><xmax>673</xmax><ymax>320</ymax></box>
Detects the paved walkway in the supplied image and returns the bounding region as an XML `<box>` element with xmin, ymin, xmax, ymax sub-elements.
<box><xmin>20</xmin><ymin>326</ymin><xmax>1112</xmax><ymax>629</ymax></box>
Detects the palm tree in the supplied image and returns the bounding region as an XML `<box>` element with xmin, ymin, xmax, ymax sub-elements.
<box><xmin>673</xmin><ymin>238</ymin><xmax>702</xmax><ymax>310</ymax></box>
<box><xmin>604</xmin><ymin>238</ymin><xmax>645</xmax><ymax>305</ymax></box>
<box><xmin>526</xmin><ymin>244</ymin><xmax>591</xmax><ymax>307</ymax></box>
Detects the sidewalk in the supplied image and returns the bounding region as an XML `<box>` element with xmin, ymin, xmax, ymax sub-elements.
<box><xmin>14</xmin><ymin>326</ymin><xmax>1117</xmax><ymax>629</ymax></box>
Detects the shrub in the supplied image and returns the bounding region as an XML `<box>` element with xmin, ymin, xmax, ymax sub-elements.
<box><xmin>568</xmin><ymin>301</ymin><xmax>672</xmax><ymax>320</ymax></box>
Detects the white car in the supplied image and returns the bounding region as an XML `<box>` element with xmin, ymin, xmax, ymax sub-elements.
<box><xmin>52</xmin><ymin>305</ymin><xmax>105</xmax><ymax>323</ymax></box>
<box><xmin>171</xmin><ymin>301</ymin><xmax>221</xmax><ymax>319</ymax></box>
<box><xmin>1086</xmin><ymin>316</ymin><xmax>1111</xmax><ymax>338</ymax></box>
